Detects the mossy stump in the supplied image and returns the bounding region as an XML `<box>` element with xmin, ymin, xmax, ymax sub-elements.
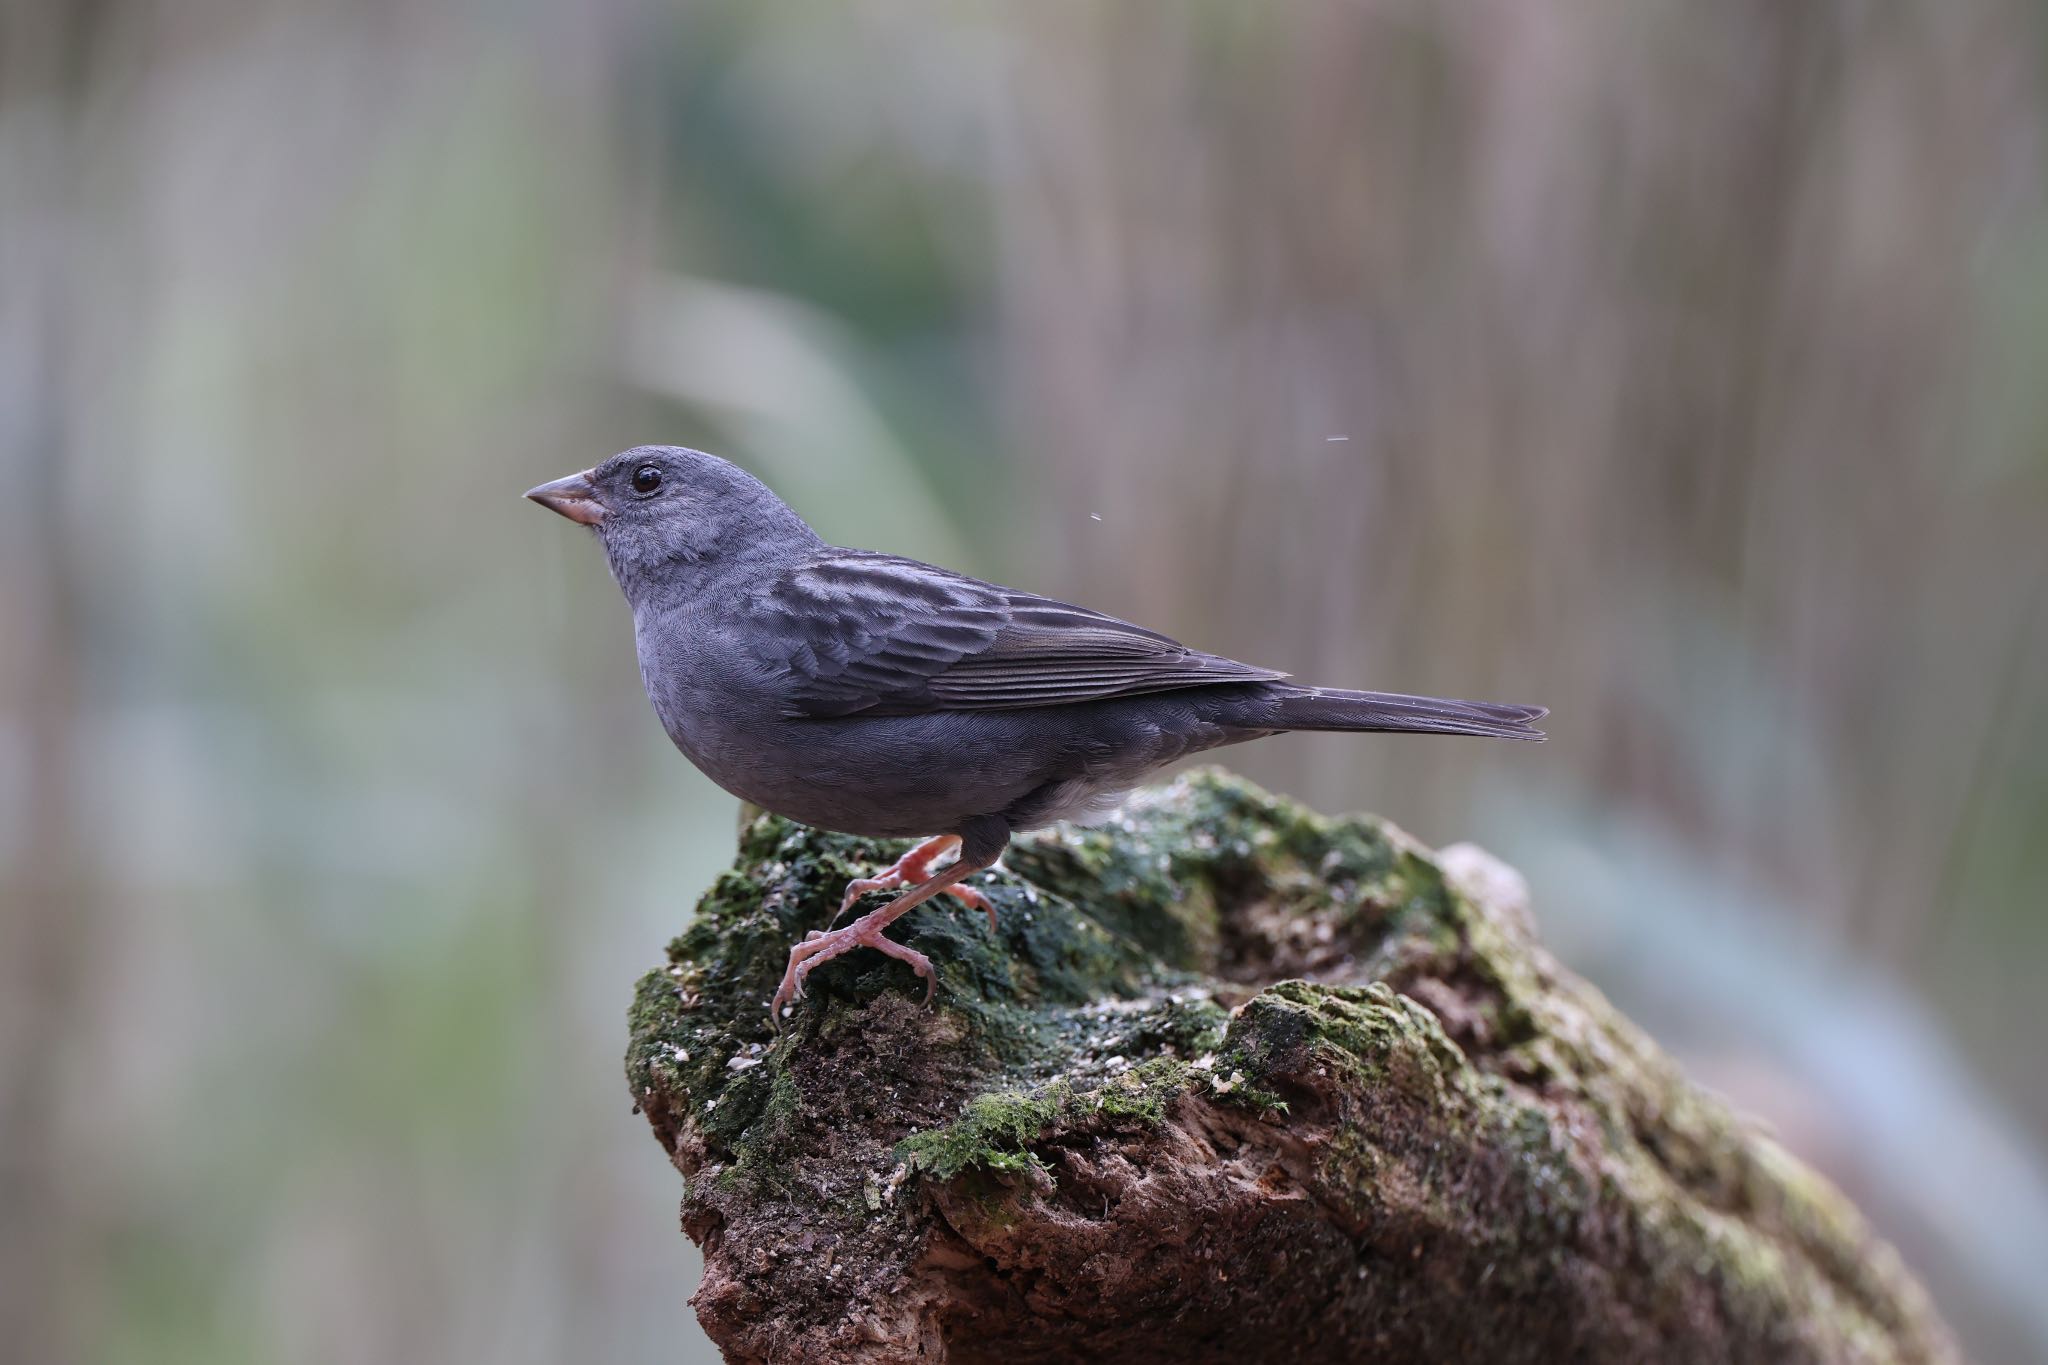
<box><xmin>627</xmin><ymin>770</ymin><xmax>1953</xmax><ymax>1364</ymax></box>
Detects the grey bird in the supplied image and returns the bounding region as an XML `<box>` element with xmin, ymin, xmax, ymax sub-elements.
<box><xmin>527</xmin><ymin>446</ymin><xmax>1546</xmax><ymax>1022</ymax></box>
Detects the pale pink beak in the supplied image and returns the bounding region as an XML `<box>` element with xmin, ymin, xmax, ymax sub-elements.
<box><xmin>524</xmin><ymin>469</ymin><xmax>606</xmax><ymax>526</ymax></box>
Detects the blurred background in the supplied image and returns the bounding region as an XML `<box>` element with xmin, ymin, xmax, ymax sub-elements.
<box><xmin>5</xmin><ymin>1</ymin><xmax>2047</xmax><ymax>1361</ymax></box>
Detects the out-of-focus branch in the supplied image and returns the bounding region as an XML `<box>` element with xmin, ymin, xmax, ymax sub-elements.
<box><xmin>0</xmin><ymin>4</ymin><xmax>113</xmax><ymax>1361</ymax></box>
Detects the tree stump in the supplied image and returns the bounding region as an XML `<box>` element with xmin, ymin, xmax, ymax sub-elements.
<box><xmin>627</xmin><ymin>770</ymin><xmax>1953</xmax><ymax>1363</ymax></box>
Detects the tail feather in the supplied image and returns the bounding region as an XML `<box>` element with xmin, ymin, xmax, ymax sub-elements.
<box><xmin>1268</xmin><ymin>687</ymin><xmax>1548</xmax><ymax>741</ymax></box>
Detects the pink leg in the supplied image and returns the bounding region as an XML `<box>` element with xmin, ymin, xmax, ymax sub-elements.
<box><xmin>834</xmin><ymin>834</ymin><xmax>996</xmax><ymax>933</ymax></box>
<box><xmin>772</xmin><ymin>847</ymin><xmax>1000</xmax><ymax>1024</ymax></box>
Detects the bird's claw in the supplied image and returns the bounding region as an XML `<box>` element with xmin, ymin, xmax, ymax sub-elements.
<box><xmin>772</xmin><ymin>835</ymin><xmax>996</xmax><ymax>1023</ymax></box>
<box><xmin>947</xmin><ymin>881</ymin><xmax>997</xmax><ymax>934</ymax></box>
<box><xmin>769</xmin><ymin>915</ymin><xmax>940</xmax><ymax>1021</ymax></box>
<box><xmin>830</xmin><ymin>835</ymin><xmax>1000</xmax><ymax>933</ymax></box>
<box><xmin>834</xmin><ymin>871</ymin><xmax>998</xmax><ymax>933</ymax></box>
<box><xmin>830</xmin><ymin>872</ymin><xmax>905</xmax><ymax>928</ymax></box>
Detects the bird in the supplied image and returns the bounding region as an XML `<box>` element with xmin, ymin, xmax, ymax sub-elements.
<box><xmin>527</xmin><ymin>446</ymin><xmax>1546</xmax><ymax>1024</ymax></box>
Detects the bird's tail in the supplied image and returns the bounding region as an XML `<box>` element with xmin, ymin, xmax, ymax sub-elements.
<box><xmin>1267</xmin><ymin>687</ymin><xmax>1548</xmax><ymax>741</ymax></box>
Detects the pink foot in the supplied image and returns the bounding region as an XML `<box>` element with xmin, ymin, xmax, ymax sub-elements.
<box><xmin>770</xmin><ymin>915</ymin><xmax>937</xmax><ymax>1022</ymax></box>
<box><xmin>770</xmin><ymin>836</ymin><xmax>1004</xmax><ymax>1029</ymax></box>
<box><xmin>835</xmin><ymin>836</ymin><xmax>999</xmax><ymax>933</ymax></box>
<box><xmin>946</xmin><ymin>881</ymin><xmax>997</xmax><ymax>934</ymax></box>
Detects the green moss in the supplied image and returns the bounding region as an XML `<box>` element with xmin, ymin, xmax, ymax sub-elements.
<box><xmin>1220</xmin><ymin>980</ymin><xmax>1451</xmax><ymax>1094</ymax></box>
<box><xmin>625</xmin><ymin>802</ymin><xmax>1212</xmax><ymax>1202</ymax></box>
<box><xmin>628</xmin><ymin>770</ymin><xmax>1486</xmax><ymax>1152</ymax></box>
<box><xmin>1010</xmin><ymin>771</ymin><xmax>1465</xmax><ymax>985</ymax></box>
<box><xmin>898</xmin><ymin>1087</ymin><xmax>1064</xmax><ymax>1180</ymax></box>
<box><xmin>629</xmin><ymin>768</ymin><xmax>1951</xmax><ymax>1362</ymax></box>
<box><xmin>897</xmin><ymin>1058</ymin><xmax>1198</xmax><ymax>1182</ymax></box>
<box><xmin>1210</xmin><ymin>976</ymin><xmax>1596</xmax><ymax>1255</ymax></box>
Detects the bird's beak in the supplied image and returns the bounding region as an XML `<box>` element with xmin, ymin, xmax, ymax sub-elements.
<box><xmin>524</xmin><ymin>469</ymin><xmax>606</xmax><ymax>526</ymax></box>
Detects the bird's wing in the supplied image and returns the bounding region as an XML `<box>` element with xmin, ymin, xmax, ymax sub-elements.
<box><xmin>758</xmin><ymin>552</ymin><xmax>1287</xmax><ymax>719</ymax></box>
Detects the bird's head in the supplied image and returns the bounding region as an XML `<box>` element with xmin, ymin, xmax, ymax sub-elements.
<box><xmin>526</xmin><ymin>445</ymin><xmax>820</xmax><ymax>604</ymax></box>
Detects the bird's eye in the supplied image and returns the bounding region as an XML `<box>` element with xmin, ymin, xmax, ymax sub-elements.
<box><xmin>631</xmin><ymin>465</ymin><xmax>664</xmax><ymax>495</ymax></box>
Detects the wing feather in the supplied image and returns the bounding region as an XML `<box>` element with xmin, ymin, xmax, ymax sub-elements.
<box><xmin>758</xmin><ymin>552</ymin><xmax>1284</xmax><ymax>718</ymax></box>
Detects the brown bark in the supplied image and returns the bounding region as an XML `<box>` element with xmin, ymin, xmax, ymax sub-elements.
<box><xmin>627</xmin><ymin>771</ymin><xmax>1954</xmax><ymax>1363</ymax></box>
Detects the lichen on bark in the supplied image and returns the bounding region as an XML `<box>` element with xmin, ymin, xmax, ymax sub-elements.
<box><xmin>626</xmin><ymin>769</ymin><xmax>1955</xmax><ymax>1364</ymax></box>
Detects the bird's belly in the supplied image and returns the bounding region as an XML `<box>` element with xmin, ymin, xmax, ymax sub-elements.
<box><xmin>1008</xmin><ymin>776</ymin><xmax>1137</xmax><ymax>828</ymax></box>
<box><xmin>667</xmin><ymin>710</ymin><xmax>1058</xmax><ymax>840</ymax></box>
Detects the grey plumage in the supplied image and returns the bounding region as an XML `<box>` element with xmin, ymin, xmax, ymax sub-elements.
<box><xmin>527</xmin><ymin>445</ymin><xmax>1546</xmax><ymax>1018</ymax></box>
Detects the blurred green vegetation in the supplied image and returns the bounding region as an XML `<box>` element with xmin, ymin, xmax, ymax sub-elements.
<box><xmin>3</xmin><ymin>2</ymin><xmax>2046</xmax><ymax>1362</ymax></box>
